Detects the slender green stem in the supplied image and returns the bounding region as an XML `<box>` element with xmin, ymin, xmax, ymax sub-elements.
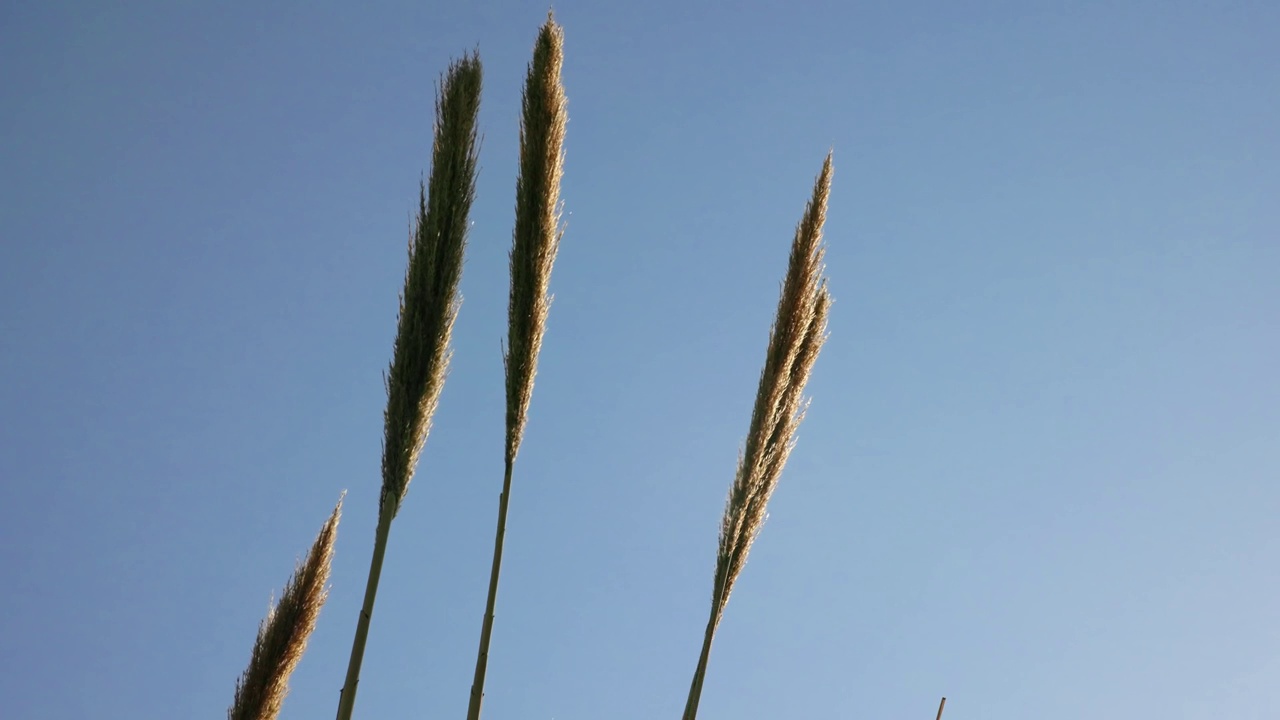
<box><xmin>465</xmin><ymin>460</ymin><xmax>516</xmax><ymax>720</ymax></box>
<box><xmin>681</xmin><ymin>608</ymin><xmax>720</xmax><ymax>720</ymax></box>
<box><xmin>334</xmin><ymin>503</ymin><xmax>393</xmax><ymax>720</ymax></box>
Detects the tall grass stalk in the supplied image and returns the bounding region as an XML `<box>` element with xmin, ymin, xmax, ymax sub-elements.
<box><xmin>333</xmin><ymin>53</ymin><xmax>483</xmax><ymax>720</ymax></box>
<box><xmin>681</xmin><ymin>153</ymin><xmax>834</xmax><ymax>720</ymax></box>
<box><xmin>229</xmin><ymin>496</ymin><xmax>342</xmax><ymax>720</ymax></box>
<box><xmin>465</xmin><ymin>15</ymin><xmax>567</xmax><ymax>720</ymax></box>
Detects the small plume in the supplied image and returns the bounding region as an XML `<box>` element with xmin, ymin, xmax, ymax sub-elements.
<box><xmin>229</xmin><ymin>496</ymin><xmax>343</xmax><ymax>720</ymax></box>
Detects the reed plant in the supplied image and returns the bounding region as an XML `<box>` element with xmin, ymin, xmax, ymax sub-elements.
<box><xmin>227</xmin><ymin>13</ymin><xmax>860</xmax><ymax>719</ymax></box>
<box><xmin>334</xmin><ymin>50</ymin><xmax>483</xmax><ymax>720</ymax></box>
<box><xmin>465</xmin><ymin>16</ymin><xmax>567</xmax><ymax>720</ymax></box>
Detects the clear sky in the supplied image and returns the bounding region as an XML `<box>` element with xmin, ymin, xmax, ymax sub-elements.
<box><xmin>1</xmin><ymin>1</ymin><xmax>1276</xmax><ymax>718</ymax></box>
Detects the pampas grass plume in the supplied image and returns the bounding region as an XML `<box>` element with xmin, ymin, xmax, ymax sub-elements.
<box><xmin>381</xmin><ymin>51</ymin><xmax>484</xmax><ymax>520</ymax></box>
<box><xmin>228</xmin><ymin>495</ymin><xmax>342</xmax><ymax>720</ymax></box>
<box><xmin>683</xmin><ymin>153</ymin><xmax>834</xmax><ymax>720</ymax></box>
<box><xmin>465</xmin><ymin>14</ymin><xmax>567</xmax><ymax>720</ymax></box>
<box><xmin>334</xmin><ymin>53</ymin><xmax>483</xmax><ymax>720</ymax></box>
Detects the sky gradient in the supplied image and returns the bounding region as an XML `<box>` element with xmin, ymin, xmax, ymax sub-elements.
<box><xmin>1</xmin><ymin>1</ymin><xmax>1277</xmax><ymax>718</ymax></box>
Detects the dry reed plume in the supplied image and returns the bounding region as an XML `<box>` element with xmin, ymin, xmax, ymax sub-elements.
<box><xmin>466</xmin><ymin>14</ymin><xmax>567</xmax><ymax>720</ymax></box>
<box><xmin>682</xmin><ymin>153</ymin><xmax>834</xmax><ymax>720</ymax></box>
<box><xmin>229</xmin><ymin>496</ymin><xmax>342</xmax><ymax>720</ymax></box>
<box><xmin>334</xmin><ymin>53</ymin><xmax>483</xmax><ymax>720</ymax></box>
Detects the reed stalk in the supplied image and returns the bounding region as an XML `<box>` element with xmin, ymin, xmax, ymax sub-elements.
<box><xmin>681</xmin><ymin>153</ymin><xmax>834</xmax><ymax>720</ymax></box>
<box><xmin>229</xmin><ymin>496</ymin><xmax>343</xmax><ymax>720</ymax></box>
<box><xmin>334</xmin><ymin>53</ymin><xmax>483</xmax><ymax>720</ymax></box>
<box><xmin>465</xmin><ymin>14</ymin><xmax>567</xmax><ymax>720</ymax></box>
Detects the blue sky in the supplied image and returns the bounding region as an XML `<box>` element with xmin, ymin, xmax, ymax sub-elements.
<box><xmin>1</xmin><ymin>1</ymin><xmax>1277</xmax><ymax>718</ymax></box>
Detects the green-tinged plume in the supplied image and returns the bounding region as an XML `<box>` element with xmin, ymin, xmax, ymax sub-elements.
<box><xmin>334</xmin><ymin>52</ymin><xmax>483</xmax><ymax>720</ymax></box>
<box><xmin>381</xmin><ymin>51</ymin><xmax>484</xmax><ymax>520</ymax></box>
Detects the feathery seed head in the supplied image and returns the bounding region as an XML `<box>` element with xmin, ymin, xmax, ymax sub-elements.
<box><xmin>381</xmin><ymin>53</ymin><xmax>483</xmax><ymax>519</ymax></box>
<box><xmin>683</xmin><ymin>156</ymin><xmax>833</xmax><ymax>720</ymax></box>
<box><xmin>229</xmin><ymin>495</ymin><xmax>342</xmax><ymax>720</ymax></box>
<box><xmin>461</xmin><ymin>23</ymin><xmax>567</xmax><ymax>720</ymax></box>
<box><xmin>504</xmin><ymin>15</ymin><xmax>567</xmax><ymax>465</ymax></box>
<box><xmin>713</xmin><ymin>154</ymin><xmax>832</xmax><ymax>621</ymax></box>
